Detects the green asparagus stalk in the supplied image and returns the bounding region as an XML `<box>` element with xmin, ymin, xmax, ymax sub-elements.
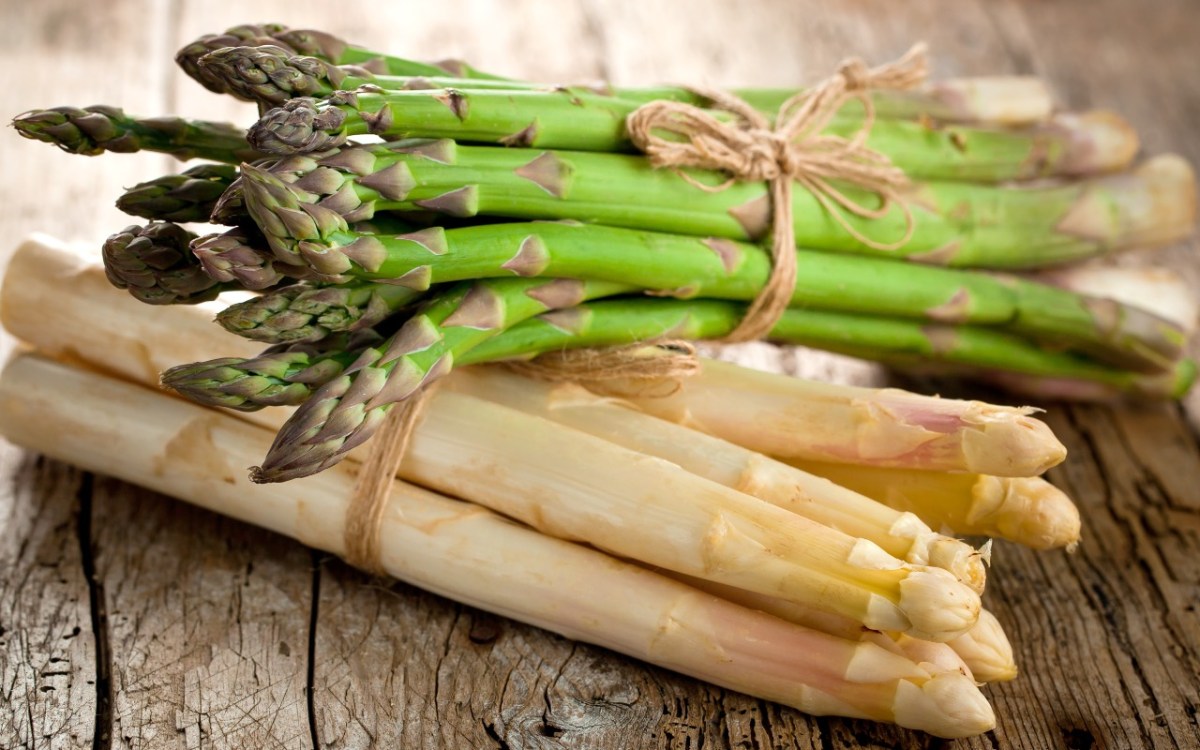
<box><xmin>221</xmin><ymin>196</ymin><xmax>1187</xmax><ymax>371</ymax></box>
<box><xmin>11</xmin><ymin>106</ymin><xmax>263</xmax><ymax>163</ymax></box>
<box><xmin>174</xmin><ymin>23</ymin><xmax>296</xmax><ymax>96</ymax></box>
<box><xmin>190</xmin><ymin>226</ymin><xmax>317</xmax><ymax>290</ymax></box>
<box><xmin>215</xmin><ymin>281</ymin><xmax>422</xmax><ymax>343</ymax></box>
<box><xmin>180</xmin><ymin>24</ymin><xmax>1052</xmax><ymax>124</ymax></box>
<box><xmin>458</xmin><ymin>300</ymin><xmax>1196</xmax><ymax>399</ymax></box>
<box><xmin>207</xmin><ymin>47</ymin><xmax>1135</xmax><ymax>182</ymax></box>
<box><xmin>162</xmin><ymin>347</ymin><xmax>361</xmax><ymax>410</ymax></box>
<box><xmin>115</xmin><ymin>163</ymin><xmax>239</xmax><ymax>222</ymax></box>
<box><xmin>237</xmin><ymin>140</ymin><xmax>1195</xmax><ymax>269</ymax></box>
<box><xmin>101</xmin><ymin>223</ymin><xmax>229</xmax><ymax>305</ymax></box>
<box><xmin>251</xmin><ymin>276</ymin><xmax>630</xmax><ymax>482</ymax></box>
<box><xmin>190</xmin><ymin>294</ymin><xmax>1196</xmax><ymax>407</ymax></box>
<box><xmin>245</xmin><ymin>91</ymin><xmax>1133</xmax><ymax>183</ymax></box>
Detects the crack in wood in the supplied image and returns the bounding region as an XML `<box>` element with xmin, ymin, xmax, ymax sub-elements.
<box><xmin>306</xmin><ymin>550</ymin><xmax>322</xmax><ymax>750</ymax></box>
<box><xmin>76</xmin><ymin>473</ymin><xmax>111</xmax><ymax>750</ymax></box>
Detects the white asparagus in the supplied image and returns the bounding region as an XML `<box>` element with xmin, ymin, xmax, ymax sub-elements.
<box><xmin>0</xmin><ymin>237</ymin><xmax>982</xmax><ymax>639</ymax></box>
<box><xmin>606</xmin><ymin>358</ymin><xmax>1067</xmax><ymax>477</ymax></box>
<box><xmin>675</xmin><ymin>573</ymin><xmax>1016</xmax><ymax>685</ymax></box>
<box><xmin>0</xmin><ymin>353</ymin><xmax>995</xmax><ymax>737</ymax></box>
<box><xmin>447</xmin><ymin>366</ymin><xmax>986</xmax><ymax>591</ymax></box>
<box><xmin>790</xmin><ymin>459</ymin><xmax>1081</xmax><ymax>551</ymax></box>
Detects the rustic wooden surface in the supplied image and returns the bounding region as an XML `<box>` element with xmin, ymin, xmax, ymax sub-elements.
<box><xmin>2</xmin><ymin>1</ymin><xmax>1199</xmax><ymax>748</ymax></box>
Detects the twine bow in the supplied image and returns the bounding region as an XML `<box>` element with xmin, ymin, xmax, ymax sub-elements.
<box><xmin>625</xmin><ymin>44</ymin><xmax>928</xmax><ymax>341</ymax></box>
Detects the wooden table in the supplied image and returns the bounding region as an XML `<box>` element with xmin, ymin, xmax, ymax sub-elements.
<box><xmin>2</xmin><ymin>1</ymin><xmax>1199</xmax><ymax>747</ymax></box>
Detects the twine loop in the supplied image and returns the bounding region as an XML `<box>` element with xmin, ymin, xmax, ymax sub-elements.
<box><xmin>625</xmin><ymin>43</ymin><xmax>927</xmax><ymax>341</ymax></box>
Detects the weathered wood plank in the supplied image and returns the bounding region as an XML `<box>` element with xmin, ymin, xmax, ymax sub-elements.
<box><xmin>91</xmin><ymin>477</ymin><xmax>315</xmax><ymax>750</ymax></box>
<box><xmin>0</xmin><ymin>455</ymin><xmax>95</xmax><ymax>750</ymax></box>
<box><xmin>2</xmin><ymin>1</ymin><xmax>175</xmax><ymax>747</ymax></box>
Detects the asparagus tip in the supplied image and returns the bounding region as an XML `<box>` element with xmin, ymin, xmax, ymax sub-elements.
<box><xmin>892</xmin><ymin>671</ymin><xmax>996</xmax><ymax>738</ymax></box>
<box><xmin>896</xmin><ymin>569</ymin><xmax>982</xmax><ymax>642</ymax></box>
<box><xmin>948</xmin><ymin>609</ymin><xmax>1018</xmax><ymax>683</ymax></box>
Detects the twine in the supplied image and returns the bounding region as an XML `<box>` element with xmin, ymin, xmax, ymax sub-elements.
<box><xmin>342</xmin><ymin>381</ymin><xmax>440</xmax><ymax>573</ymax></box>
<box><xmin>342</xmin><ymin>46</ymin><xmax>928</xmax><ymax>572</ymax></box>
<box><xmin>625</xmin><ymin>44</ymin><xmax>926</xmax><ymax>341</ymax></box>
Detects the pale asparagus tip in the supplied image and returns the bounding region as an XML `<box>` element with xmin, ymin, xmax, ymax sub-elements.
<box><xmin>997</xmin><ymin>477</ymin><xmax>1082</xmax><ymax>550</ymax></box>
<box><xmin>947</xmin><ymin>609</ymin><xmax>1018</xmax><ymax>683</ymax></box>
<box><xmin>959</xmin><ymin>411</ymin><xmax>1068</xmax><ymax>477</ymax></box>
<box><xmin>1117</xmin><ymin>154</ymin><xmax>1198</xmax><ymax>248</ymax></box>
<box><xmin>1054</xmin><ymin>111</ymin><xmax>1140</xmax><ymax>175</ymax></box>
<box><xmin>923</xmin><ymin>537</ymin><xmax>988</xmax><ymax>594</ymax></box>
<box><xmin>897</xmin><ymin>569</ymin><xmax>981</xmax><ymax>642</ymax></box>
<box><xmin>892</xmin><ymin>672</ymin><xmax>996</xmax><ymax>738</ymax></box>
<box><xmin>930</xmin><ymin>76</ymin><xmax>1052</xmax><ymax>124</ymax></box>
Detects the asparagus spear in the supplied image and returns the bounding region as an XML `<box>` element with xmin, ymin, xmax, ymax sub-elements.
<box><xmin>162</xmin><ymin>347</ymin><xmax>361</xmax><ymax>410</ymax></box>
<box><xmin>453</xmin><ymin>299</ymin><xmax>1196</xmax><ymax>400</ymax></box>
<box><xmin>185</xmin><ymin>293</ymin><xmax>1196</xmax><ymax>411</ymax></box>
<box><xmin>251</xmin><ymin>277</ymin><xmax>631</xmax><ymax>482</ymax></box>
<box><xmin>221</xmin><ymin>200</ymin><xmax>1186</xmax><ymax>371</ymax></box>
<box><xmin>677</xmin><ymin>574</ymin><xmax>1017</xmax><ymax>683</ymax></box>
<box><xmin>790</xmin><ymin>461</ymin><xmax>1081</xmax><ymax>550</ymax></box>
<box><xmin>447</xmin><ymin>366</ymin><xmax>988</xmax><ymax>590</ymax></box>
<box><xmin>11</xmin><ymin>106</ymin><xmax>262</xmax><ymax>163</ymax></box>
<box><xmin>215</xmin><ymin>281</ymin><xmax>422</xmax><ymax>343</ymax></box>
<box><xmin>180</xmin><ymin>24</ymin><xmax>1050</xmax><ymax>124</ymax></box>
<box><xmin>116</xmin><ymin>163</ymin><xmax>239</xmax><ymax>222</ymax></box>
<box><xmin>238</xmin><ymin>140</ymin><xmax>1195</xmax><ymax>269</ymax></box>
<box><xmin>0</xmin><ymin>354</ymin><xmax>995</xmax><ymax>737</ymax></box>
<box><xmin>102</xmin><ymin>223</ymin><xmax>229</xmax><ymax>305</ymax></box>
<box><xmin>381</xmin><ymin>388</ymin><xmax>985</xmax><ymax>640</ymax></box>
<box><xmin>190</xmin><ymin>226</ymin><xmax>319</xmax><ymax>290</ymax></box>
<box><xmin>214</xmin><ymin>47</ymin><xmax>1133</xmax><ymax>182</ymax></box>
<box><xmin>174</xmin><ymin>23</ymin><xmax>296</xmax><ymax>96</ymax></box>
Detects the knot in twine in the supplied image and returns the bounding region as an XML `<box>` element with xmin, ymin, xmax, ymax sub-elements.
<box><xmin>625</xmin><ymin>44</ymin><xmax>927</xmax><ymax>342</ymax></box>
<box><xmin>342</xmin><ymin>46</ymin><xmax>929</xmax><ymax>575</ymax></box>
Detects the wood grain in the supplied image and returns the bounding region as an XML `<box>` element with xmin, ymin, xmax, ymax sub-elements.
<box><xmin>2</xmin><ymin>1</ymin><xmax>1200</xmax><ymax>748</ymax></box>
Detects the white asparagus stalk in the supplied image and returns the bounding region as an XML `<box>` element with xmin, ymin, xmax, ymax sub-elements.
<box><xmin>0</xmin><ymin>353</ymin><xmax>995</xmax><ymax>738</ymax></box>
<box><xmin>674</xmin><ymin>573</ymin><xmax>1016</xmax><ymax>684</ymax></box>
<box><xmin>607</xmin><ymin>358</ymin><xmax>1067</xmax><ymax>477</ymax></box>
<box><xmin>447</xmin><ymin>366</ymin><xmax>986</xmax><ymax>590</ymax></box>
<box><xmin>665</xmin><ymin>573</ymin><xmax>974</xmax><ymax>678</ymax></box>
<box><xmin>0</xmin><ymin>237</ymin><xmax>982</xmax><ymax>640</ymax></box>
<box><xmin>389</xmin><ymin>390</ymin><xmax>983</xmax><ymax>640</ymax></box>
<box><xmin>789</xmin><ymin>459</ymin><xmax>1081</xmax><ymax>551</ymax></box>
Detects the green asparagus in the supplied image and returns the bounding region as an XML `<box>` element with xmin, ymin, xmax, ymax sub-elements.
<box><xmin>116</xmin><ymin>163</ymin><xmax>240</xmax><ymax>222</ymax></box>
<box><xmin>102</xmin><ymin>223</ymin><xmax>229</xmax><ymax>305</ymax></box>
<box><xmin>213</xmin><ymin>214</ymin><xmax>1185</xmax><ymax>371</ymax></box>
<box><xmin>235</xmin><ymin>140</ymin><xmax>1193</xmax><ymax>269</ymax></box>
<box><xmin>12</xmin><ymin>106</ymin><xmax>262</xmax><ymax>163</ymax></box>
<box><xmin>250</xmin><ymin>276</ymin><xmax>630</xmax><ymax>481</ymax></box>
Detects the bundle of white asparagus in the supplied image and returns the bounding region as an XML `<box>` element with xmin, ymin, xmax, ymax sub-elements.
<box><xmin>0</xmin><ymin>236</ymin><xmax>1087</xmax><ymax>738</ymax></box>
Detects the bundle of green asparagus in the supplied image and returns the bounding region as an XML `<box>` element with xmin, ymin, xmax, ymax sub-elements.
<box><xmin>4</xmin><ymin>22</ymin><xmax>1191</xmax><ymax>736</ymax></box>
<box><xmin>2</xmin><ymin>236</ymin><xmax>1087</xmax><ymax>737</ymax></box>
